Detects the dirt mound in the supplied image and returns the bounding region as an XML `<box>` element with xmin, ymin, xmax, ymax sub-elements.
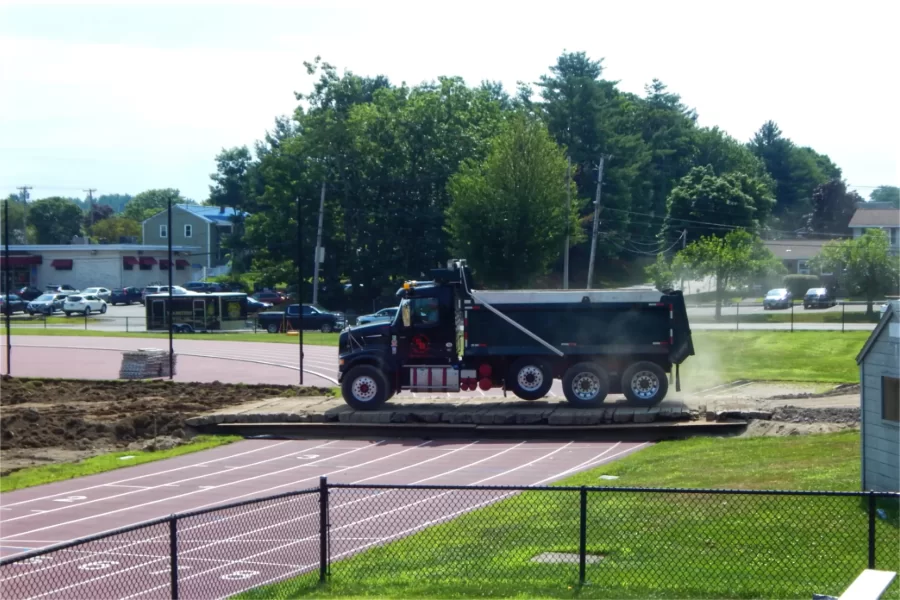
<box><xmin>770</xmin><ymin>406</ymin><xmax>860</xmax><ymax>425</ymax></box>
<box><xmin>0</xmin><ymin>378</ymin><xmax>332</xmax><ymax>474</ymax></box>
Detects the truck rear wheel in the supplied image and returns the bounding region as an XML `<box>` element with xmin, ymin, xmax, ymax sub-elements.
<box><xmin>342</xmin><ymin>365</ymin><xmax>390</xmax><ymax>411</ymax></box>
<box><xmin>621</xmin><ymin>361</ymin><xmax>668</xmax><ymax>404</ymax></box>
<box><xmin>562</xmin><ymin>363</ymin><xmax>609</xmax><ymax>407</ymax></box>
<box><xmin>508</xmin><ymin>357</ymin><xmax>553</xmax><ymax>401</ymax></box>
<box><xmin>266</xmin><ymin>323</ymin><xmax>280</xmax><ymax>334</ymax></box>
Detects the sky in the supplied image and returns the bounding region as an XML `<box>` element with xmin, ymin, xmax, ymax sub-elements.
<box><xmin>1</xmin><ymin>0</ymin><xmax>898</xmax><ymax>204</ymax></box>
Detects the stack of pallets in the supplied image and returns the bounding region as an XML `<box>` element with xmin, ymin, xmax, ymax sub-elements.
<box><xmin>119</xmin><ymin>348</ymin><xmax>177</xmax><ymax>379</ymax></box>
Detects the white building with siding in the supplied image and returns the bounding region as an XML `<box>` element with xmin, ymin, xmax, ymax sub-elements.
<box><xmin>856</xmin><ymin>300</ymin><xmax>899</xmax><ymax>492</ymax></box>
<box><xmin>1</xmin><ymin>245</ymin><xmax>200</xmax><ymax>293</ymax></box>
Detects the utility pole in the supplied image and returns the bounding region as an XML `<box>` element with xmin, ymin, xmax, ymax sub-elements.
<box><xmin>679</xmin><ymin>229</ymin><xmax>687</xmax><ymax>291</ymax></box>
<box><xmin>16</xmin><ymin>186</ymin><xmax>32</xmax><ymax>244</ymax></box>
<box><xmin>585</xmin><ymin>156</ymin><xmax>606</xmax><ymax>290</ymax></box>
<box><xmin>312</xmin><ymin>182</ymin><xmax>326</xmax><ymax>305</ymax></box>
<box><xmin>84</xmin><ymin>188</ymin><xmax>97</xmax><ymax>229</ymax></box>
<box><xmin>563</xmin><ymin>157</ymin><xmax>571</xmax><ymax>290</ymax></box>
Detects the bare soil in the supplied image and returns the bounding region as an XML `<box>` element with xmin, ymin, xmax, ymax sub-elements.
<box><xmin>0</xmin><ymin>378</ymin><xmax>331</xmax><ymax>474</ymax></box>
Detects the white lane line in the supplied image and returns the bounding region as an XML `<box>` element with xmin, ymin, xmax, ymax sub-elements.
<box><xmin>104</xmin><ymin>485</ymin><xmax>152</xmax><ymax>490</ymax></box>
<box><xmin>1</xmin><ymin>440</ymin><xmax>343</xmax><ymax>532</ymax></box>
<box><xmin>112</xmin><ymin>441</ymin><xmax>540</xmax><ymax>600</ymax></box>
<box><xmin>164</xmin><ymin>442</ymin><xmax>574</xmax><ymax>599</ymax></box>
<box><xmin>1</xmin><ymin>441</ymin><xmax>293</xmax><ymax>508</ymax></box>
<box><xmin>0</xmin><ymin>439</ymin><xmax>423</xmax><ymax>581</ymax></box>
<box><xmin>228</xmin><ymin>443</ymin><xmax>644</xmax><ymax>597</ymax></box>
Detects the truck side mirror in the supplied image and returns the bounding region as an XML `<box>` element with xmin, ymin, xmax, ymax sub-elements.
<box><xmin>401</xmin><ymin>301</ymin><xmax>411</xmax><ymax>328</ymax></box>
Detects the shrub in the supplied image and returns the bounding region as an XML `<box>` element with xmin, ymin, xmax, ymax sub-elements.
<box><xmin>783</xmin><ymin>274</ymin><xmax>821</xmax><ymax>298</ymax></box>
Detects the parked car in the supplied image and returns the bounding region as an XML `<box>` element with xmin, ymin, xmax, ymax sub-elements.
<box><xmin>257</xmin><ymin>303</ymin><xmax>346</xmax><ymax>333</ymax></box>
<box><xmin>109</xmin><ymin>287</ymin><xmax>143</xmax><ymax>305</ymax></box>
<box><xmin>26</xmin><ymin>293</ymin><xmax>67</xmax><ymax>315</ymax></box>
<box><xmin>763</xmin><ymin>288</ymin><xmax>792</xmax><ymax>310</ymax></box>
<box><xmin>803</xmin><ymin>287</ymin><xmax>837</xmax><ymax>309</ymax></box>
<box><xmin>0</xmin><ymin>294</ymin><xmax>27</xmax><ymax>314</ymax></box>
<box><xmin>183</xmin><ymin>281</ymin><xmax>210</xmax><ymax>293</ymax></box>
<box><xmin>45</xmin><ymin>284</ymin><xmax>78</xmax><ymax>294</ymax></box>
<box><xmin>63</xmin><ymin>294</ymin><xmax>108</xmax><ymax>316</ymax></box>
<box><xmin>17</xmin><ymin>286</ymin><xmax>43</xmax><ymax>301</ymax></box>
<box><xmin>356</xmin><ymin>307</ymin><xmax>399</xmax><ymax>325</ymax></box>
<box><xmin>246</xmin><ymin>296</ymin><xmax>273</xmax><ymax>314</ymax></box>
<box><xmin>82</xmin><ymin>287</ymin><xmax>112</xmax><ymax>301</ymax></box>
<box><xmin>141</xmin><ymin>285</ymin><xmax>195</xmax><ymax>303</ymax></box>
<box><xmin>253</xmin><ymin>291</ymin><xmax>287</xmax><ymax>306</ymax></box>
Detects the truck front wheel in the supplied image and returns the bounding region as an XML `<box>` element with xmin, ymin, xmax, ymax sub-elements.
<box><xmin>508</xmin><ymin>357</ymin><xmax>553</xmax><ymax>401</ymax></box>
<box><xmin>342</xmin><ymin>365</ymin><xmax>390</xmax><ymax>411</ymax></box>
<box><xmin>621</xmin><ymin>361</ymin><xmax>668</xmax><ymax>404</ymax></box>
<box><xmin>562</xmin><ymin>363</ymin><xmax>609</xmax><ymax>407</ymax></box>
<box><xmin>266</xmin><ymin>323</ymin><xmax>280</xmax><ymax>334</ymax></box>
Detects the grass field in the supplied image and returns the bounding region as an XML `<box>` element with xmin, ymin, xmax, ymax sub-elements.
<box><xmin>239</xmin><ymin>432</ymin><xmax>899</xmax><ymax>599</ymax></box>
<box><xmin>0</xmin><ymin>435</ymin><xmax>242</xmax><ymax>492</ymax></box>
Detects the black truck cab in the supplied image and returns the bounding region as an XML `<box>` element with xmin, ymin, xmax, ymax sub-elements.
<box><xmin>338</xmin><ymin>260</ymin><xmax>694</xmax><ymax>411</ymax></box>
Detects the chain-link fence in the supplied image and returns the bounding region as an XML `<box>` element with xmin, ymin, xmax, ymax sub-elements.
<box><xmin>1</xmin><ymin>480</ymin><xmax>897</xmax><ymax>599</ymax></box>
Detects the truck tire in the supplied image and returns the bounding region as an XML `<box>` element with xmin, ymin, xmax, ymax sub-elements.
<box><xmin>562</xmin><ymin>363</ymin><xmax>609</xmax><ymax>407</ymax></box>
<box><xmin>621</xmin><ymin>361</ymin><xmax>668</xmax><ymax>404</ymax></box>
<box><xmin>342</xmin><ymin>365</ymin><xmax>390</xmax><ymax>411</ymax></box>
<box><xmin>508</xmin><ymin>357</ymin><xmax>553</xmax><ymax>401</ymax></box>
<box><xmin>266</xmin><ymin>323</ymin><xmax>280</xmax><ymax>334</ymax></box>
<box><xmin>320</xmin><ymin>323</ymin><xmax>333</xmax><ymax>333</ymax></box>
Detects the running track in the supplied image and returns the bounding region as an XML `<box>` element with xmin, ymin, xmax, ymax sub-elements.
<box><xmin>0</xmin><ymin>438</ymin><xmax>647</xmax><ymax>599</ymax></box>
<box><xmin>1</xmin><ymin>336</ymin><xmax>576</xmax><ymax>397</ymax></box>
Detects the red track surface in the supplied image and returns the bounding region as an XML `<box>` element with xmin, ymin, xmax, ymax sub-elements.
<box><xmin>0</xmin><ymin>438</ymin><xmax>647</xmax><ymax>599</ymax></box>
<box><xmin>1</xmin><ymin>336</ymin><xmax>577</xmax><ymax>397</ymax></box>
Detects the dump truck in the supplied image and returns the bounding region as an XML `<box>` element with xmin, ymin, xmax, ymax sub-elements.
<box><xmin>337</xmin><ymin>259</ymin><xmax>694</xmax><ymax>410</ymax></box>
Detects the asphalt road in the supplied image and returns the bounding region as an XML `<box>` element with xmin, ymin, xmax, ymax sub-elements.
<box><xmin>7</xmin><ymin>301</ymin><xmax>880</xmax><ymax>332</ymax></box>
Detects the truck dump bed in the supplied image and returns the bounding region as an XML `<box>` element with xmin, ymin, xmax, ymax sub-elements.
<box><xmin>463</xmin><ymin>289</ymin><xmax>694</xmax><ymax>364</ymax></box>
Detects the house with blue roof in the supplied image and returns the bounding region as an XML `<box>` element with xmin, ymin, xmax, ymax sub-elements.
<box><xmin>142</xmin><ymin>204</ymin><xmax>248</xmax><ymax>274</ymax></box>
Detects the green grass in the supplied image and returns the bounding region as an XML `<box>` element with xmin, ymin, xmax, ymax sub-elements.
<box><xmin>0</xmin><ymin>435</ymin><xmax>242</xmax><ymax>492</ymax></box>
<box><xmin>237</xmin><ymin>432</ymin><xmax>899</xmax><ymax>600</ymax></box>
<box><xmin>685</xmin><ymin>331</ymin><xmax>867</xmax><ymax>385</ymax></box>
<box><xmin>2</xmin><ymin>327</ymin><xmax>340</xmax><ymax>346</ymax></box>
<box><xmin>693</xmin><ymin>311</ymin><xmax>881</xmax><ymax>324</ymax></box>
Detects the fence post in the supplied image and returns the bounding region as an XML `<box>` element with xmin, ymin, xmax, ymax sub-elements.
<box><xmin>170</xmin><ymin>515</ymin><xmax>179</xmax><ymax>599</ymax></box>
<box><xmin>735</xmin><ymin>301</ymin><xmax>740</xmax><ymax>331</ymax></box>
<box><xmin>126</xmin><ymin>317</ymin><xmax>129</xmax><ymax>333</ymax></box>
<box><xmin>84</xmin><ymin>310</ymin><xmax>88</xmax><ymax>330</ymax></box>
<box><xmin>790</xmin><ymin>302</ymin><xmax>794</xmax><ymax>333</ymax></box>
<box><xmin>842</xmin><ymin>303</ymin><xmax>845</xmax><ymax>333</ymax></box>
<box><xmin>579</xmin><ymin>487</ymin><xmax>587</xmax><ymax>586</ymax></box>
<box><xmin>319</xmin><ymin>476</ymin><xmax>329</xmax><ymax>584</ymax></box>
<box><xmin>868</xmin><ymin>491</ymin><xmax>876</xmax><ymax>569</ymax></box>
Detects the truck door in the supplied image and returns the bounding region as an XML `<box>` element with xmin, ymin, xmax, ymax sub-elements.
<box><xmin>397</xmin><ymin>292</ymin><xmax>455</xmax><ymax>363</ymax></box>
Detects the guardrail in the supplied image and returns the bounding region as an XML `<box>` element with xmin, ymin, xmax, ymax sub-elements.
<box><xmin>1</xmin><ymin>480</ymin><xmax>897</xmax><ymax>599</ymax></box>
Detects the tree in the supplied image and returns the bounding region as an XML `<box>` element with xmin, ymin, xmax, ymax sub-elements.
<box><xmin>83</xmin><ymin>203</ymin><xmax>114</xmax><ymax>230</ymax></box>
<box><xmin>803</xmin><ymin>180</ymin><xmax>863</xmax><ymax>237</ymax></box>
<box><xmin>446</xmin><ymin>113</ymin><xmax>583</xmax><ymax>288</ymax></box>
<box><xmin>693</xmin><ymin>126</ymin><xmax>770</xmax><ymax>179</ymax></box>
<box><xmin>748</xmin><ymin>121</ymin><xmax>840</xmax><ymax>231</ymax></box>
<box><xmin>661</xmin><ymin>165</ymin><xmax>775</xmax><ymax>246</ymax></box>
<box><xmin>209</xmin><ymin>146</ymin><xmax>253</xmax><ymax>274</ymax></box>
<box><xmin>96</xmin><ymin>194</ymin><xmax>133</xmax><ymax>213</ymax></box>
<box><xmin>869</xmin><ymin>186</ymin><xmax>900</xmax><ymax>207</ymax></box>
<box><xmin>123</xmin><ymin>189</ymin><xmax>193</xmax><ymax>222</ymax></box>
<box><xmin>811</xmin><ymin>229</ymin><xmax>899</xmax><ymax>316</ymax></box>
<box><xmin>90</xmin><ymin>216</ymin><xmax>141</xmax><ymax>243</ymax></box>
<box><xmin>675</xmin><ymin>230</ymin><xmax>784</xmax><ymax>318</ymax></box>
<box><xmin>28</xmin><ymin>197</ymin><xmax>84</xmax><ymax>244</ymax></box>
<box><xmin>0</xmin><ymin>195</ymin><xmax>30</xmax><ymax>244</ymax></box>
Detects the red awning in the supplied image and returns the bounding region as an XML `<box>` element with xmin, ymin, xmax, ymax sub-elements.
<box><xmin>175</xmin><ymin>259</ymin><xmax>191</xmax><ymax>268</ymax></box>
<box><xmin>159</xmin><ymin>259</ymin><xmax>171</xmax><ymax>268</ymax></box>
<box><xmin>139</xmin><ymin>256</ymin><xmax>157</xmax><ymax>266</ymax></box>
<box><xmin>122</xmin><ymin>256</ymin><xmax>139</xmax><ymax>266</ymax></box>
<box><xmin>0</xmin><ymin>255</ymin><xmax>42</xmax><ymax>267</ymax></box>
<box><xmin>51</xmin><ymin>259</ymin><xmax>73</xmax><ymax>269</ymax></box>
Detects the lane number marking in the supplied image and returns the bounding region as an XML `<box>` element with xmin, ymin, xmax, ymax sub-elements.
<box><xmin>222</xmin><ymin>570</ymin><xmax>259</xmax><ymax>581</ymax></box>
<box><xmin>53</xmin><ymin>496</ymin><xmax>87</xmax><ymax>503</ymax></box>
<box><xmin>80</xmin><ymin>560</ymin><xmax>119</xmax><ymax>571</ymax></box>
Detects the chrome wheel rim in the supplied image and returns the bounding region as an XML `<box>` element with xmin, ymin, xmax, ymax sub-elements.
<box><xmin>517</xmin><ymin>366</ymin><xmax>544</xmax><ymax>392</ymax></box>
<box><xmin>631</xmin><ymin>370</ymin><xmax>660</xmax><ymax>400</ymax></box>
<box><xmin>571</xmin><ymin>372</ymin><xmax>601</xmax><ymax>401</ymax></box>
<box><xmin>352</xmin><ymin>376</ymin><xmax>378</xmax><ymax>402</ymax></box>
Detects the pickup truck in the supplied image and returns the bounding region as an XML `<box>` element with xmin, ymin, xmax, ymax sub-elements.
<box><xmin>257</xmin><ymin>303</ymin><xmax>346</xmax><ymax>333</ymax></box>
